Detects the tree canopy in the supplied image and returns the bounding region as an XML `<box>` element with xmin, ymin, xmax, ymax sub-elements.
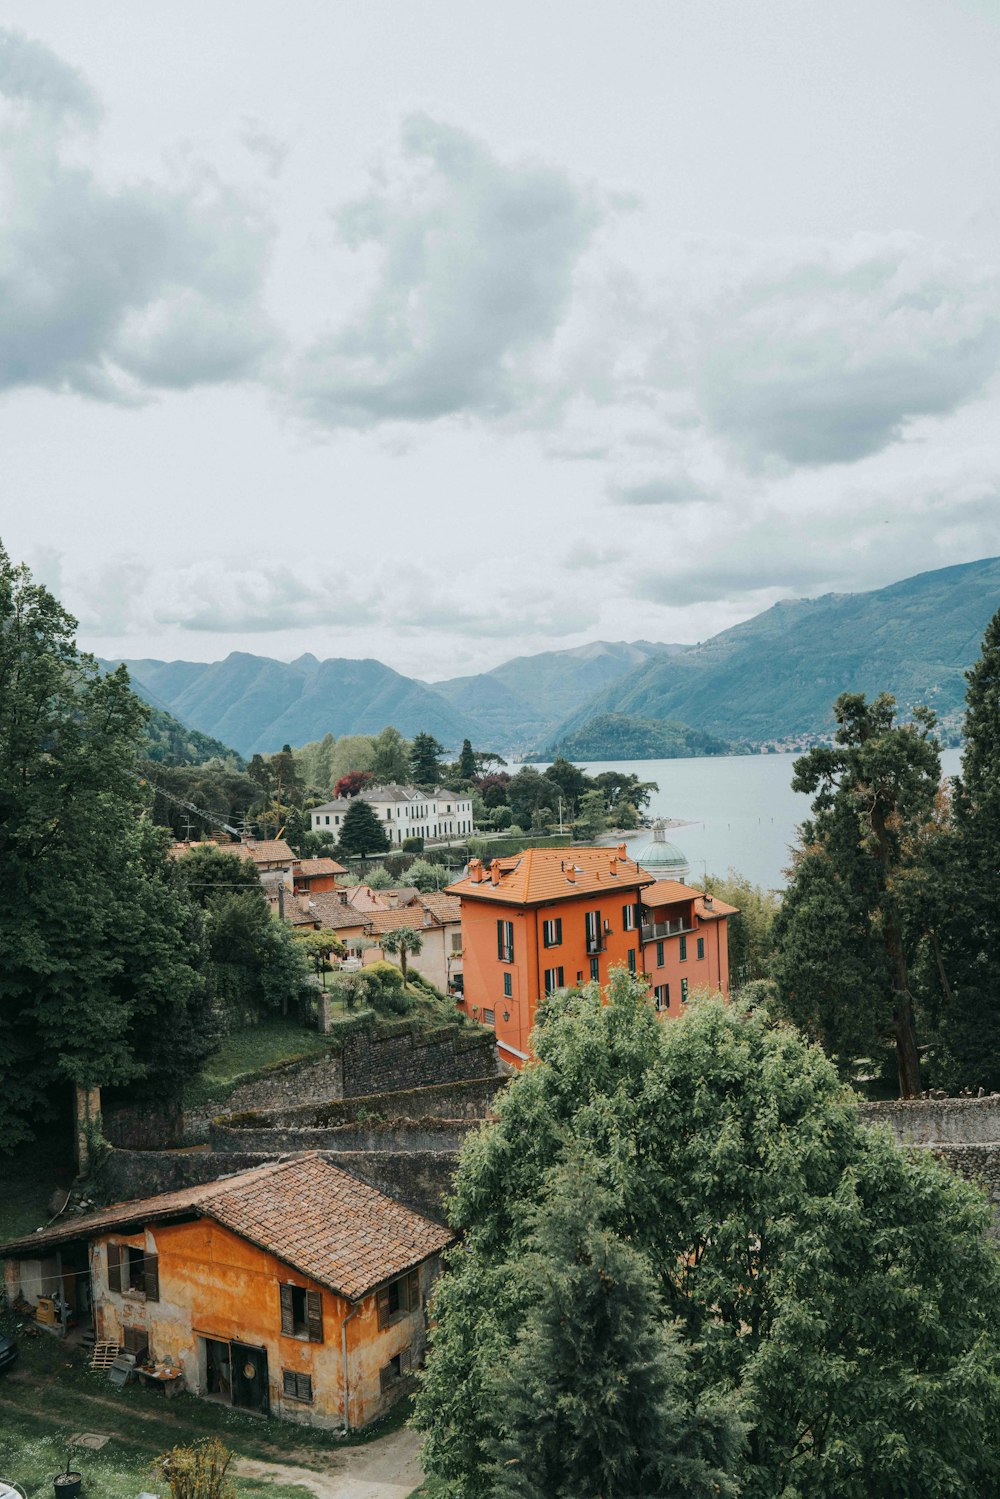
<box><xmin>0</xmin><ymin>545</ymin><xmax>216</xmax><ymax>1148</ymax></box>
<box><xmin>415</xmin><ymin>972</ymin><xmax>1000</xmax><ymax>1498</ymax></box>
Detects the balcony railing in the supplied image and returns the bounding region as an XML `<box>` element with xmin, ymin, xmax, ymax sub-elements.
<box><xmin>641</xmin><ymin>918</ymin><xmax>695</xmax><ymax>943</ymax></box>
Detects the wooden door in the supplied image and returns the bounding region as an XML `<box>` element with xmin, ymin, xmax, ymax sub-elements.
<box><xmin>231</xmin><ymin>1342</ymin><xmax>268</xmax><ymax>1414</ymax></box>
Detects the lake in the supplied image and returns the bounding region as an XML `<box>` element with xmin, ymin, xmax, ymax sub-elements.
<box><xmin>528</xmin><ymin>748</ymin><xmax>963</xmax><ymax>891</ymax></box>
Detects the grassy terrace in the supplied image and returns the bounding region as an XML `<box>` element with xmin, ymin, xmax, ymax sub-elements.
<box><xmin>181</xmin><ymin>1016</ymin><xmax>339</xmax><ymax>1112</ymax></box>
<box><xmin>0</xmin><ymin>1334</ymin><xmax>414</xmax><ymax>1496</ymax></box>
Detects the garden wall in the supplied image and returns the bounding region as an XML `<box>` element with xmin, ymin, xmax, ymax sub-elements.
<box><xmin>860</xmin><ymin>1095</ymin><xmax>1000</xmax><ymax>1147</ymax></box>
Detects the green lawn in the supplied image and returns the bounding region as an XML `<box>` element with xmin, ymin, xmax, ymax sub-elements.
<box><xmin>0</xmin><ymin>1333</ymin><xmax>415</xmax><ymax>1497</ymax></box>
<box><xmin>182</xmin><ymin>1018</ymin><xmax>340</xmax><ymax>1111</ymax></box>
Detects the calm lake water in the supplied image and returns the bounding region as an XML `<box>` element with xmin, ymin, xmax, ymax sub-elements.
<box><xmin>529</xmin><ymin>748</ymin><xmax>963</xmax><ymax>891</ymax></box>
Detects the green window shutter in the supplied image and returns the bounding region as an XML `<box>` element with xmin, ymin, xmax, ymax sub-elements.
<box><xmin>279</xmin><ymin>1283</ymin><xmax>294</xmax><ymax>1336</ymax></box>
<box><xmin>406</xmin><ymin>1269</ymin><xmax>420</xmax><ymax>1312</ymax></box>
<box><xmin>306</xmin><ymin>1289</ymin><xmax>323</xmax><ymax>1343</ymax></box>
<box><xmin>283</xmin><ymin>1369</ymin><xmax>297</xmax><ymax>1397</ymax></box>
<box><xmin>297</xmin><ymin>1372</ymin><xmax>313</xmax><ymax>1402</ymax></box>
<box><xmin>107</xmin><ymin>1243</ymin><xmax>121</xmax><ymax>1293</ymax></box>
<box><xmin>143</xmin><ymin>1254</ymin><xmax>160</xmax><ymax>1302</ymax></box>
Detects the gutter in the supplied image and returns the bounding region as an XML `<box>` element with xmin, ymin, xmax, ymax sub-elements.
<box><xmin>497</xmin><ymin>1039</ymin><xmax>529</xmax><ymax>1062</ymax></box>
<box><xmin>341</xmin><ymin>1301</ymin><xmax>360</xmax><ymax>1433</ymax></box>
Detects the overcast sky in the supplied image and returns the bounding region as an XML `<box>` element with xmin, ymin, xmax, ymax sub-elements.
<box><xmin>2</xmin><ymin>0</ymin><xmax>1000</xmax><ymax>679</ymax></box>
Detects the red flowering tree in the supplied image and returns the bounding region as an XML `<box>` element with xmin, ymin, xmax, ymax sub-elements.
<box><xmin>334</xmin><ymin>770</ymin><xmax>374</xmax><ymax>799</ymax></box>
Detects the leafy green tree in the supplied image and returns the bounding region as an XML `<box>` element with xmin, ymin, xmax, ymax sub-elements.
<box><xmin>507</xmin><ymin>766</ymin><xmax>548</xmax><ymax>826</ymax></box>
<box><xmin>0</xmin><ymin>545</ymin><xmax>215</xmax><ymax>1149</ymax></box>
<box><xmin>204</xmin><ymin>891</ymin><xmax>310</xmax><ymax>1019</ymax></box>
<box><xmin>490</xmin><ymin>1154</ymin><xmax>742</xmax><ymax>1499</ymax></box>
<box><xmin>410</xmin><ymin>731</ymin><xmax>445</xmax><ymax>786</ymax></box>
<box><xmin>364</xmin><ymin>865</ymin><xmax>393</xmax><ymax>889</ymax></box>
<box><xmin>457</xmin><ymin>739</ymin><xmax>477</xmax><ymax>781</ymax></box>
<box><xmin>370</xmin><ymin>725</ymin><xmax>410</xmax><ymax>783</ymax></box>
<box><xmin>593</xmin><ymin>770</ymin><xmax>658</xmax><ymax>813</ymax></box>
<box><xmin>379</xmin><ymin>925</ymin><xmax>423</xmax><ymax>984</ymax></box>
<box><xmin>330</xmin><ymin>734</ymin><xmax>376</xmax><ymax>784</ymax></box>
<box><xmin>543</xmin><ymin>756</ymin><xmax>590</xmax><ymax>813</ymax></box>
<box><xmin>337</xmin><ymin>797</ymin><xmax>390</xmax><ymax>858</ymax></box>
<box><xmin>415</xmin><ymin>972</ymin><xmax>1000</xmax><ymax>1499</ymax></box>
<box><xmin>174</xmin><ymin>844</ymin><xmax>262</xmax><ymax>904</ymax></box>
<box><xmin>300</xmin><ymin>929</ymin><xmax>346</xmax><ymax>990</ymax></box>
<box><xmin>577</xmin><ymin>788</ymin><xmax>610</xmax><ymax>839</ymax></box>
<box><xmin>706</xmin><ymin>869</ymin><xmax>780</xmax><ymax>992</ymax></box>
<box><xmin>406</xmin><ymin>858</ymin><xmax>448</xmax><ymax>892</ymax></box>
<box><xmin>772</xmin><ymin>692</ymin><xmax>941</xmax><ymax>1097</ymax></box>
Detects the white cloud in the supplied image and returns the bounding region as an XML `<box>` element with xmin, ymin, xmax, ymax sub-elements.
<box><xmin>0</xmin><ymin>28</ymin><xmax>276</xmax><ymax>402</ymax></box>
<box><xmin>290</xmin><ymin>112</ymin><xmax>601</xmax><ymax>427</ymax></box>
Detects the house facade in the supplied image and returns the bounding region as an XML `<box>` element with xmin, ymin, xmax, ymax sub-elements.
<box><xmin>1</xmin><ymin>1156</ymin><xmax>452</xmax><ymax>1430</ymax></box>
<box><xmin>641</xmin><ymin>879</ymin><xmax>736</xmax><ymax>1016</ymax></box>
<box><xmin>311</xmin><ymin>785</ymin><xmax>475</xmax><ymax>847</ymax></box>
<box><xmin>447</xmin><ymin>846</ymin><xmax>654</xmax><ymax>1067</ymax></box>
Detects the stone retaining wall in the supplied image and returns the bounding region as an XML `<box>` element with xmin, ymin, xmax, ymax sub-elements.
<box><xmin>860</xmin><ymin>1095</ymin><xmax>1000</xmax><ymax>1146</ymax></box>
<box><xmin>209</xmin><ymin>1118</ymin><xmax>480</xmax><ymax>1155</ymax></box>
<box><xmin>101</xmin><ymin>1146</ymin><xmax>453</xmax><ymax>1224</ymax></box>
<box><xmin>218</xmin><ymin>1076</ymin><xmax>504</xmax><ymax>1133</ymax></box>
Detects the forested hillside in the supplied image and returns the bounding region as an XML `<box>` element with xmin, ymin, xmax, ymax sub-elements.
<box><xmin>553</xmin><ymin>557</ymin><xmax>1000</xmax><ymax>748</ymax></box>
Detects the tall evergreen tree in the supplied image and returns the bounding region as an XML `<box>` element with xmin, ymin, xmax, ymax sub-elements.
<box><xmin>773</xmin><ymin>692</ymin><xmax>941</xmax><ymax>1097</ymax></box>
<box><xmin>457</xmin><ymin>738</ymin><xmax>477</xmax><ymax>781</ymax></box>
<box><xmin>337</xmin><ymin>796</ymin><xmax>390</xmax><ymax>858</ymax></box>
<box><xmin>410</xmin><ymin>731</ymin><xmax>445</xmax><ymax>786</ymax></box>
<box><xmin>490</xmin><ymin>1156</ymin><xmax>741</xmax><ymax>1499</ymax></box>
<box><xmin>924</xmin><ymin>608</ymin><xmax>1000</xmax><ymax>1087</ymax></box>
<box><xmin>370</xmin><ymin>725</ymin><xmax>409</xmax><ymax>782</ymax></box>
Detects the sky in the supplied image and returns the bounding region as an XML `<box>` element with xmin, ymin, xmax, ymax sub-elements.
<box><xmin>2</xmin><ymin>0</ymin><xmax>1000</xmax><ymax>680</ymax></box>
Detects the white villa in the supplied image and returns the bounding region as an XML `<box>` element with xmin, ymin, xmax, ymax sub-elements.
<box><xmin>310</xmin><ymin>784</ymin><xmax>476</xmax><ymax>846</ymax></box>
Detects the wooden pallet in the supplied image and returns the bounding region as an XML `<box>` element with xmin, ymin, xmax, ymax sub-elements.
<box><xmin>89</xmin><ymin>1341</ymin><xmax>119</xmax><ymax>1370</ymax></box>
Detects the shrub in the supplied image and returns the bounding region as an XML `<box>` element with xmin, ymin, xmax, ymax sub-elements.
<box><xmin>402</xmin><ymin>835</ymin><xmax>425</xmax><ymax>852</ymax></box>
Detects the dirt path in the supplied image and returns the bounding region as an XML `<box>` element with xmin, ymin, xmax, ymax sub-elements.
<box><xmin>234</xmin><ymin>1429</ymin><xmax>422</xmax><ymax>1499</ymax></box>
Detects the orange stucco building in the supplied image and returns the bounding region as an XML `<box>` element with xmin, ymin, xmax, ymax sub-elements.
<box><xmin>1</xmin><ymin>1156</ymin><xmax>452</xmax><ymax>1430</ymax></box>
<box><xmin>640</xmin><ymin>879</ymin><xmax>737</xmax><ymax>1016</ymax></box>
<box><xmin>449</xmin><ymin>847</ymin><xmax>737</xmax><ymax>1063</ymax></box>
<box><xmin>448</xmin><ymin>846</ymin><xmax>655</xmax><ymax>1066</ymax></box>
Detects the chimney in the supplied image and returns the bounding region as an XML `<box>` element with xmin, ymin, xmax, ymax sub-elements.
<box><xmin>469</xmin><ymin>858</ymin><xmax>484</xmax><ymax>884</ymax></box>
<box><xmin>617</xmin><ymin>843</ymin><xmax>627</xmax><ymax>860</ymax></box>
<box><xmin>703</xmin><ymin>894</ymin><xmax>714</xmax><ymax>908</ymax></box>
<box><xmin>609</xmin><ymin>857</ymin><xmax>618</xmax><ymax>877</ymax></box>
<box><xmin>490</xmin><ymin>858</ymin><xmax>501</xmax><ymax>886</ymax></box>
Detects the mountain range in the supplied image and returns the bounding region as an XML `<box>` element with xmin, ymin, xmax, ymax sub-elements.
<box><xmin>101</xmin><ymin>557</ymin><xmax>1000</xmax><ymax>759</ymax></box>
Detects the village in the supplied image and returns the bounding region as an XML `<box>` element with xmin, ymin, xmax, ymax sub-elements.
<box><xmin>0</xmin><ymin>789</ymin><xmax>739</xmax><ymax>1448</ymax></box>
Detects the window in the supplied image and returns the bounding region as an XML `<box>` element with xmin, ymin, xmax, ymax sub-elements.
<box><xmin>627</xmin><ymin>949</ymin><xmax>636</xmax><ymax>974</ymax></box>
<box><xmin>483</xmin><ymin>1008</ymin><xmax>495</xmax><ymax>1025</ymax></box>
<box><xmin>681</xmin><ymin>978</ymin><xmax>689</xmax><ymax>1003</ymax></box>
<box><xmin>283</xmin><ymin>1370</ymin><xmax>313</xmax><ymax>1403</ymax></box>
<box><xmin>622</xmin><ymin>903</ymin><xmax>636</xmax><ymax>932</ymax></box>
<box><xmin>451</xmin><ymin>933</ymin><xmax>462</xmax><ymax>952</ymax></box>
<box><xmin>679</xmin><ymin>935</ymin><xmax>688</xmax><ymax>962</ymax></box>
<box><xmin>280</xmin><ymin>1283</ymin><xmax>323</xmax><ymax>1342</ymax></box>
<box><xmin>542</xmin><ymin>917</ymin><xmax>563</xmax><ymax>948</ymax></box>
<box><xmin>590</xmin><ymin>956</ymin><xmax>599</xmax><ymax>981</ymax></box>
<box><xmin>654</xmin><ymin>984</ymin><xmax>670</xmax><ymax>1010</ymax></box>
<box><xmin>380</xmin><ymin>1348</ymin><xmax>412</xmax><ymax>1392</ymax></box>
<box><xmin>503</xmin><ymin>972</ymin><xmax>512</xmax><ymax>998</ymax></box>
<box><xmin>697</xmin><ymin>937</ymin><xmax>705</xmax><ymax>960</ymax></box>
<box><xmin>324</xmin><ymin>816</ymin><xmax>330</xmax><ymax>826</ymax></box>
<box><xmin>544</xmin><ymin>966</ymin><xmax>565</xmax><ymax>995</ymax></box>
<box><xmin>584</xmin><ymin>910</ymin><xmax>603</xmax><ymax>955</ymax></box>
<box><xmin>377</xmin><ymin>1270</ymin><xmax>420</xmax><ymax>1329</ymax></box>
<box><xmin>655</xmin><ymin>940</ymin><xmax>665</xmax><ymax>968</ymax></box>
<box><xmin>497</xmin><ymin>920</ymin><xmax>514</xmax><ymax>963</ymax></box>
<box><xmin>107</xmin><ymin>1243</ymin><xmax>159</xmax><ymax>1302</ymax></box>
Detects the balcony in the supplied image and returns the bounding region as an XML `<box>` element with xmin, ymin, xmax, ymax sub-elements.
<box><xmin>641</xmin><ymin>918</ymin><xmax>695</xmax><ymax>943</ymax></box>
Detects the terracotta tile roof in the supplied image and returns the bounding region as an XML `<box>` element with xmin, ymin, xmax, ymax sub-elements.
<box><xmin>1</xmin><ymin>1156</ymin><xmax>453</xmax><ymax>1301</ymax></box>
<box><xmin>446</xmin><ymin>845</ymin><xmax>654</xmax><ymax>906</ymax></box>
<box><xmin>295</xmin><ymin>857</ymin><xmax>347</xmax><ymax>877</ymax></box>
<box><xmin>641</xmin><ymin>879</ymin><xmax>703</xmax><ymax>907</ymax></box>
<box><xmin>306</xmin><ymin>893</ymin><xmax>374</xmax><ymax>932</ymax></box>
<box><xmin>696</xmin><ymin>893</ymin><xmax>739</xmax><ymax>920</ymax></box>
<box><xmin>369</xmin><ymin>908</ymin><xmax>434</xmax><ymax>935</ymax></box>
<box><xmin>277</xmin><ymin>896</ymin><xmax>320</xmax><ymax>928</ymax></box>
<box><xmin>239</xmin><ymin>838</ymin><xmax>296</xmax><ymax>866</ymax></box>
<box><xmin>417</xmin><ymin>893</ymin><xmax>462</xmax><ymax>925</ymax></box>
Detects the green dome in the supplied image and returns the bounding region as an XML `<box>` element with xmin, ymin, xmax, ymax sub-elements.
<box><xmin>634</xmin><ymin>824</ymin><xmax>689</xmax><ymax>874</ymax></box>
